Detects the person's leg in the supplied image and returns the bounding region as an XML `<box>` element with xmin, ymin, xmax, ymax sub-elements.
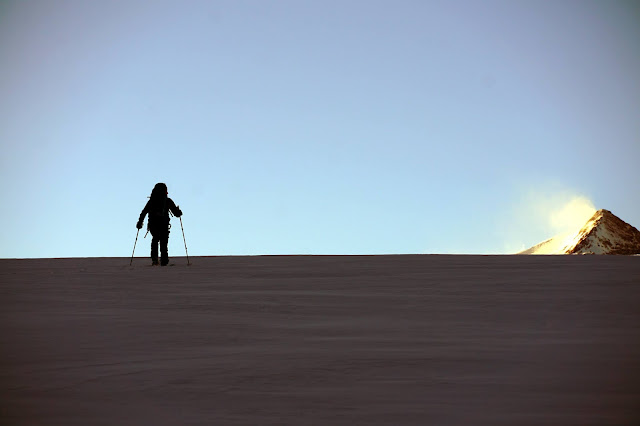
<box><xmin>151</xmin><ymin>234</ymin><xmax>159</xmax><ymax>265</ymax></box>
<box><xmin>160</xmin><ymin>229</ymin><xmax>169</xmax><ymax>266</ymax></box>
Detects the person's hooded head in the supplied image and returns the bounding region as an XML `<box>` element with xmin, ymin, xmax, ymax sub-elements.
<box><xmin>151</xmin><ymin>182</ymin><xmax>167</xmax><ymax>198</ymax></box>
<box><xmin>150</xmin><ymin>182</ymin><xmax>168</xmax><ymax>208</ymax></box>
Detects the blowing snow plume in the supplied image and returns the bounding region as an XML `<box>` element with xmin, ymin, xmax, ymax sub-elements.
<box><xmin>547</xmin><ymin>196</ymin><xmax>597</xmax><ymax>235</ymax></box>
<box><xmin>504</xmin><ymin>192</ymin><xmax>596</xmax><ymax>253</ymax></box>
<box><xmin>513</xmin><ymin>195</ymin><xmax>595</xmax><ymax>254</ymax></box>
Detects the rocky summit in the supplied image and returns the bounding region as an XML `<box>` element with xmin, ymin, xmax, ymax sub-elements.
<box><xmin>520</xmin><ymin>209</ymin><xmax>640</xmax><ymax>255</ymax></box>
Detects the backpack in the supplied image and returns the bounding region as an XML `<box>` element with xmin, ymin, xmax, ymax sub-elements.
<box><xmin>147</xmin><ymin>183</ymin><xmax>170</xmax><ymax>230</ymax></box>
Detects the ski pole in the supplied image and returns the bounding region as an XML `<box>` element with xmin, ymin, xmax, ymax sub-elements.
<box><xmin>179</xmin><ymin>216</ymin><xmax>190</xmax><ymax>265</ymax></box>
<box><xmin>130</xmin><ymin>228</ymin><xmax>140</xmax><ymax>266</ymax></box>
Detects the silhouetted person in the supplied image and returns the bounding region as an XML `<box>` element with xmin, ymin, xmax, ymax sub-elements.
<box><xmin>137</xmin><ymin>183</ymin><xmax>182</xmax><ymax>266</ymax></box>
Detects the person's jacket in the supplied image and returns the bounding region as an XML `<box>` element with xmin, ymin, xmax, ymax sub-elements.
<box><xmin>138</xmin><ymin>197</ymin><xmax>182</xmax><ymax>230</ymax></box>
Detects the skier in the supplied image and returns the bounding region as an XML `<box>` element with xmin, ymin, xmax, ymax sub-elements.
<box><xmin>137</xmin><ymin>183</ymin><xmax>183</xmax><ymax>266</ymax></box>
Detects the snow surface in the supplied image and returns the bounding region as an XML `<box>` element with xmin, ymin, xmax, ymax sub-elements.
<box><xmin>2</xmin><ymin>255</ymin><xmax>640</xmax><ymax>425</ymax></box>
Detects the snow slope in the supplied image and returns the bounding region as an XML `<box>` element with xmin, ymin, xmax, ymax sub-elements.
<box><xmin>520</xmin><ymin>209</ymin><xmax>640</xmax><ymax>255</ymax></box>
<box><xmin>2</xmin><ymin>255</ymin><xmax>640</xmax><ymax>425</ymax></box>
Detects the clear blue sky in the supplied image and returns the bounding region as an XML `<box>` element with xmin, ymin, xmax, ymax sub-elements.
<box><xmin>1</xmin><ymin>0</ymin><xmax>639</xmax><ymax>258</ymax></box>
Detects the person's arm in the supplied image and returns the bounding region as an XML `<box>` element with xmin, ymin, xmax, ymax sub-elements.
<box><xmin>137</xmin><ymin>200</ymin><xmax>150</xmax><ymax>228</ymax></box>
<box><xmin>168</xmin><ymin>198</ymin><xmax>182</xmax><ymax>217</ymax></box>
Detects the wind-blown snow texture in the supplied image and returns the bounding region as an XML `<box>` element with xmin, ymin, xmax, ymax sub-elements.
<box><xmin>520</xmin><ymin>209</ymin><xmax>640</xmax><ymax>255</ymax></box>
<box><xmin>2</xmin><ymin>255</ymin><xmax>640</xmax><ymax>425</ymax></box>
